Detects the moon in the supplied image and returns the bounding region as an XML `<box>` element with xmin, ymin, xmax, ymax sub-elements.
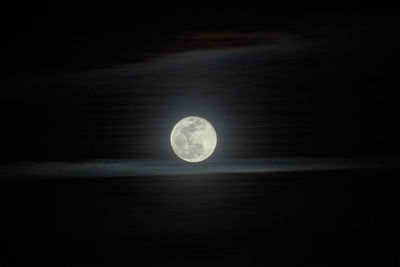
<box><xmin>170</xmin><ymin>116</ymin><xmax>217</xmax><ymax>162</ymax></box>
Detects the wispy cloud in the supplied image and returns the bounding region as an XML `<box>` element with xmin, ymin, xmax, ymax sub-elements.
<box><xmin>1</xmin><ymin>158</ymin><xmax>398</xmax><ymax>178</ymax></box>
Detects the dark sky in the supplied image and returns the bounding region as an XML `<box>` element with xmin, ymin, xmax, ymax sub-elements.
<box><xmin>2</xmin><ymin>4</ymin><xmax>400</xmax><ymax>267</ymax></box>
<box><xmin>1</xmin><ymin>3</ymin><xmax>399</xmax><ymax>162</ymax></box>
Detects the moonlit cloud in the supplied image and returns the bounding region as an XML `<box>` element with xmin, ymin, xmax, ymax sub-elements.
<box><xmin>1</xmin><ymin>158</ymin><xmax>398</xmax><ymax>178</ymax></box>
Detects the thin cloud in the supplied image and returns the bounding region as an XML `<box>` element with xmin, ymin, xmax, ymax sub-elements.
<box><xmin>1</xmin><ymin>158</ymin><xmax>398</xmax><ymax>178</ymax></box>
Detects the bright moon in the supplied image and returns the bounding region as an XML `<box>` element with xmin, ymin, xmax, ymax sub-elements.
<box><xmin>170</xmin><ymin>116</ymin><xmax>217</xmax><ymax>162</ymax></box>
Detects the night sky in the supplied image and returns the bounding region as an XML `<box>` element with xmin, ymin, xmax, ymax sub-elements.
<box><xmin>1</xmin><ymin>2</ymin><xmax>400</xmax><ymax>267</ymax></box>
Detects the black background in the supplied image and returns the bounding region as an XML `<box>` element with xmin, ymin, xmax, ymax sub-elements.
<box><xmin>1</xmin><ymin>2</ymin><xmax>400</xmax><ymax>266</ymax></box>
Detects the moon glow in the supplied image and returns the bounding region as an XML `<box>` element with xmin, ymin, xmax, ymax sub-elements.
<box><xmin>170</xmin><ymin>116</ymin><xmax>217</xmax><ymax>162</ymax></box>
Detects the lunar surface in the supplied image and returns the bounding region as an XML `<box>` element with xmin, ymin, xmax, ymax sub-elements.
<box><xmin>170</xmin><ymin>116</ymin><xmax>217</xmax><ymax>162</ymax></box>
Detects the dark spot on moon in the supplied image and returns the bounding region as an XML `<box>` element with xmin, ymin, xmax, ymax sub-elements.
<box><xmin>194</xmin><ymin>143</ymin><xmax>204</xmax><ymax>155</ymax></box>
<box><xmin>182</xmin><ymin>123</ymin><xmax>196</xmax><ymax>134</ymax></box>
<box><xmin>179</xmin><ymin>143</ymin><xmax>204</xmax><ymax>160</ymax></box>
<box><xmin>174</xmin><ymin>135</ymin><xmax>186</xmax><ymax>148</ymax></box>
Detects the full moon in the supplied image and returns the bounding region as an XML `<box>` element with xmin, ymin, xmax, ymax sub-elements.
<box><xmin>170</xmin><ymin>116</ymin><xmax>217</xmax><ymax>162</ymax></box>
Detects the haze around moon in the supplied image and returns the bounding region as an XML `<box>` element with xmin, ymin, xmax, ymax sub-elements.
<box><xmin>170</xmin><ymin>116</ymin><xmax>217</xmax><ymax>162</ymax></box>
